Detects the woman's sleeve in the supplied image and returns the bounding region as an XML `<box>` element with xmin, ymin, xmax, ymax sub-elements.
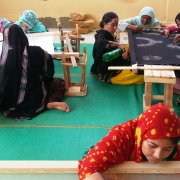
<box><xmin>78</xmin><ymin>125</ymin><xmax>133</xmax><ymax>180</ymax></box>
<box><xmin>167</xmin><ymin>25</ymin><xmax>180</xmax><ymax>33</ymax></box>
<box><xmin>162</xmin><ymin>25</ymin><xmax>180</xmax><ymax>33</ymax></box>
<box><xmin>118</xmin><ymin>17</ymin><xmax>137</xmax><ymax>31</ymax></box>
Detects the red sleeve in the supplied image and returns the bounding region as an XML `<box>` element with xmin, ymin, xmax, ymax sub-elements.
<box><xmin>163</xmin><ymin>25</ymin><xmax>180</xmax><ymax>33</ymax></box>
<box><xmin>78</xmin><ymin>124</ymin><xmax>134</xmax><ymax>180</ymax></box>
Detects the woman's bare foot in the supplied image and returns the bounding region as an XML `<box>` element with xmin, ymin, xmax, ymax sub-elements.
<box><xmin>47</xmin><ymin>102</ymin><xmax>70</xmax><ymax>112</ymax></box>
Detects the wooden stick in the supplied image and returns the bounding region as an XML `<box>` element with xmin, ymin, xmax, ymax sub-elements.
<box><xmin>166</xmin><ymin>0</ymin><xmax>170</xmax><ymax>22</ymax></box>
<box><xmin>108</xmin><ymin>65</ymin><xmax>180</xmax><ymax>70</ymax></box>
<box><xmin>64</xmin><ymin>33</ymin><xmax>77</xmax><ymax>67</ymax></box>
<box><xmin>141</xmin><ymin>26</ymin><xmax>165</xmax><ymax>29</ymax></box>
<box><xmin>0</xmin><ymin>161</ymin><xmax>180</xmax><ymax>174</ymax></box>
<box><xmin>60</xmin><ymin>29</ymin><xmax>64</xmax><ymax>50</ymax></box>
<box><xmin>75</xmin><ymin>24</ymin><xmax>80</xmax><ymax>52</ymax></box>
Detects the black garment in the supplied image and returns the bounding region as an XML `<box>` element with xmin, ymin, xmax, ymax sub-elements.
<box><xmin>0</xmin><ymin>24</ymin><xmax>65</xmax><ymax>119</ymax></box>
<box><xmin>91</xmin><ymin>29</ymin><xmax>130</xmax><ymax>82</ymax></box>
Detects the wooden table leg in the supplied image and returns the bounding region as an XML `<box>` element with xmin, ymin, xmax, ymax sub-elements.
<box><xmin>144</xmin><ymin>81</ymin><xmax>152</xmax><ymax>110</ymax></box>
<box><xmin>164</xmin><ymin>83</ymin><xmax>173</xmax><ymax>110</ymax></box>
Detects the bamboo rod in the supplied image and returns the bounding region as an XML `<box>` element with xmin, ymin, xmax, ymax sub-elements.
<box><xmin>64</xmin><ymin>33</ymin><xmax>77</xmax><ymax>68</ymax></box>
<box><xmin>0</xmin><ymin>161</ymin><xmax>180</xmax><ymax>174</ymax></box>
<box><xmin>141</xmin><ymin>26</ymin><xmax>165</xmax><ymax>29</ymax></box>
<box><xmin>108</xmin><ymin>66</ymin><xmax>180</xmax><ymax>70</ymax></box>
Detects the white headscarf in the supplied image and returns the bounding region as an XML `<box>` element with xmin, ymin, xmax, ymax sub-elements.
<box><xmin>136</xmin><ymin>6</ymin><xmax>159</xmax><ymax>27</ymax></box>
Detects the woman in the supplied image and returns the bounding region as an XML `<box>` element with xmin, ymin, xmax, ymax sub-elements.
<box><xmin>78</xmin><ymin>103</ymin><xmax>180</xmax><ymax>180</ymax></box>
<box><xmin>118</xmin><ymin>6</ymin><xmax>160</xmax><ymax>32</ymax></box>
<box><xmin>162</xmin><ymin>12</ymin><xmax>180</xmax><ymax>37</ymax></box>
<box><xmin>15</xmin><ymin>10</ymin><xmax>47</xmax><ymax>33</ymax></box>
<box><xmin>0</xmin><ymin>24</ymin><xmax>69</xmax><ymax>120</ymax></box>
<box><xmin>91</xmin><ymin>12</ymin><xmax>144</xmax><ymax>85</ymax></box>
<box><xmin>163</xmin><ymin>13</ymin><xmax>180</xmax><ymax>95</ymax></box>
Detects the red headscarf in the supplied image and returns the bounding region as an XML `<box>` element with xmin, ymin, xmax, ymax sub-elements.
<box><xmin>134</xmin><ymin>103</ymin><xmax>180</xmax><ymax>162</ymax></box>
<box><xmin>78</xmin><ymin>103</ymin><xmax>180</xmax><ymax>179</ymax></box>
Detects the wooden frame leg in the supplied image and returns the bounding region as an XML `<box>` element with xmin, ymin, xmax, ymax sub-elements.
<box><xmin>164</xmin><ymin>83</ymin><xmax>173</xmax><ymax>110</ymax></box>
<box><xmin>61</xmin><ymin>52</ymin><xmax>72</xmax><ymax>93</ymax></box>
<box><xmin>80</xmin><ymin>66</ymin><xmax>85</xmax><ymax>92</ymax></box>
<box><xmin>63</xmin><ymin>66</ymin><xmax>69</xmax><ymax>92</ymax></box>
<box><xmin>76</xmin><ymin>38</ymin><xmax>80</xmax><ymax>52</ymax></box>
<box><xmin>144</xmin><ymin>82</ymin><xmax>152</xmax><ymax>110</ymax></box>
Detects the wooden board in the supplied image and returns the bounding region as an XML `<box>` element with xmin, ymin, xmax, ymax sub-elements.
<box><xmin>0</xmin><ymin>161</ymin><xmax>180</xmax><ymax>179</ymax></box>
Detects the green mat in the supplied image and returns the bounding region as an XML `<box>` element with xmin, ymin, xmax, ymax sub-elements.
<box><xmin>0</xmin><ymin>43</ymin><xmax>180</xmax><ymax>160</ymax></box>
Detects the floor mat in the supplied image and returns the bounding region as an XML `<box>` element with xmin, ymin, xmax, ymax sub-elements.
<box><xmin>0</xmin><ymin>43</ymin><xmax>180</xmax><ymax>160</ymax></box>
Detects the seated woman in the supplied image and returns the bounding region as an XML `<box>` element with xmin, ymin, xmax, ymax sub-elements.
<box><xmin>91</xmin><ymin>12</ymin><xmax>144</xmax><ymax>85</ymax></box>
<box><xmin>0</xmin><ymin>24</ymin><xmax>69</xmax><ymax>120</ymax></box>
<box><xmin>162</xmin><ymin>13</ymin><xmax>180</xmax><ymax>95</ymax></box>
<box><xmin>15</xmin><ymin>10</ymin><xmax>48</xmax><ymax>33</ymax></box>
<box><xmin>118</xmin><ymin>6</ymin><xmax>160</xmax><ymax>33</ymax></box>
<box><xmin>78</xmin><ymin>103</ymin><xmax>180</xmax><ymax>180</ymax></box>
<box><xmin>162</xmin><ymin>12</ymin><xmax>180</xmax><ymax>37</ymax></box>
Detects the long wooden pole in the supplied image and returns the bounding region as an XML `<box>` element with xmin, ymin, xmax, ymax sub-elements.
<box><xmin>0</xmin><ymin>161</ymin><xmax>180</xmax><ymax>174</ymax></box>
<box><xmin>108</xmin><ymin>65</ymin><xmax>180</xmax><ymax>70</ymax></box>
<box><xmin>141</xmin><ymin>26</ymin><xmax>165</xmax><ymax>29</ymax></box>
<box><xmin>64</xmin><ymin>33</ymin><xmax>77</xmax><ymax>68</ymax></box>
<box><xmin>166</xmin><ymin>0</ymin><xmax>170</xmax><ymax>22</ymax></box>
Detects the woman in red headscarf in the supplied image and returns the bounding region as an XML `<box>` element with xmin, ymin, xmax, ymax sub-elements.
<box><xmin>78</xmin><ymin>103</ymin><xmax>180</xmax><ymax>180</ymax></box>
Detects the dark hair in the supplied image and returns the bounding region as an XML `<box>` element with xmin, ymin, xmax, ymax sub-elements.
<box><xmin>169</xmin><ymin>137</ymin><xmax>180</xmax><ymax>145</ymax></box>
<box><xmin>99</xmin><ymin>12</ymin><xmax>118</xmax><ymax>28</ymax></box>
<box><xmin>175</xmin><ymin>13</ymin><xmax>180</xmax><ymax>25</ymax></box>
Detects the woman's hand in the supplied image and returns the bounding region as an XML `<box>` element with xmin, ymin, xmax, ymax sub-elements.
<box><xmin>164</xmin><ymin>30</ymin><xmax>170</xmax><ymax>37</ymax></box>
<box><xmin>132</xmin><ymin>25</ymin><xmax>143</xmax><ymax>33</ymax></box>
<box><xmin>108</xmin><ymin>41</ymin><xmax>125</xmax><ymax>52</ymax></box>
<box><xmin>174</xmin><ymin>34</ymin><xmax>180</xmax><ymax>43</ymax></box>
<box><xmin>84</xmin><ymin>172</ymin><xmax>105</xmax><ymax>180</ymax></box>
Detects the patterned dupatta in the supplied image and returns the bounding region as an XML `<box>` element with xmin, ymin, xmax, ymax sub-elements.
<box><xmin>0</xmin><ymin>24</ymin><xmax>13</xmax><ymax>104</ymax></box>
<box><xmin>134</xmin><ymin>103</ymin><xmax>180</xmax><ymax>162</ymax></box>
